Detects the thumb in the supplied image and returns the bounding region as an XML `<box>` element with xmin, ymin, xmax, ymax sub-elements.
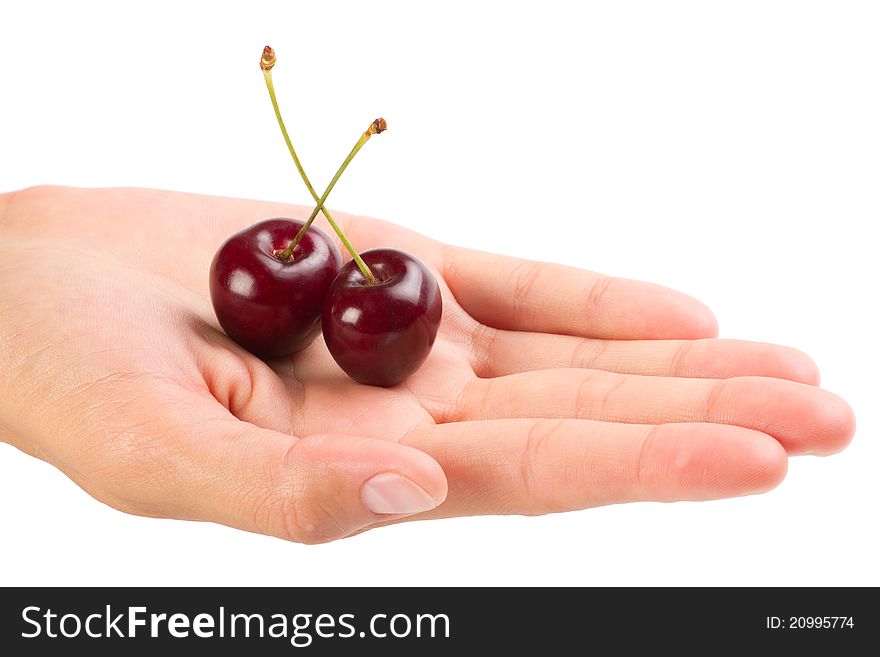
<box><xmin>186</xmin><ymin>424</ymin><xmax>448</xmax><ymax>544</ymax></box>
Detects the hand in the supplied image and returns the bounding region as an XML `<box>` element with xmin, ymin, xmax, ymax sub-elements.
<box><xmin>0</xmin><ymin>186</ymin><xmax>854</xmax><ymax>543</ymax></box>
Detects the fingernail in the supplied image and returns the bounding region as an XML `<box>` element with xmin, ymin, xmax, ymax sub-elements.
<box><xmin>362</xmin><ymin>473</ymin><xmax>439</xmax><ymax>515</ymax></box>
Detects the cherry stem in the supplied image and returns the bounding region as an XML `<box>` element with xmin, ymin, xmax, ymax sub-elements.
<box><xmin>260</xmin><ymin>46</ymin><xmax>381</xmax><ymax>283</ymax></box>
<box><xmin>278</xmin><ymin>121</ymin><xmax>385</xmax><ymax>277</ymax></box>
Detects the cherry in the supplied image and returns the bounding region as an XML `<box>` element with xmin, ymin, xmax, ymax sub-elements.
<box><xmin>209</xmin><ymin>219</ymin><xmax>342</xmax><ymax>358</ymax></box>
<box><xmin>323</xmin><ymin>249</ymin><xmax>442</xmax><ymax>387</ymax></box>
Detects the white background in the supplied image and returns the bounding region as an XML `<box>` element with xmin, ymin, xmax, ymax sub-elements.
<box><xmin>1</xmin><ymin>1</ymin><xmax>877</xmax><ymax>586</ymax></box>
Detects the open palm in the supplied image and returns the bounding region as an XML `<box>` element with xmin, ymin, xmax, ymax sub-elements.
<box><xmin>0</xmin><ymin>186</ymin><xmax>854</xmax><ymax>543</ymax></box>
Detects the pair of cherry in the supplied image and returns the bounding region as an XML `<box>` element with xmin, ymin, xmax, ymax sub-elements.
<box><xmin>209</xmin><ymin>47</ymin><xmax>441</xmax><ymax>387</ymax></box>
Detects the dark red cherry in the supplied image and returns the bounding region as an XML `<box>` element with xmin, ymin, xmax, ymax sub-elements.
<box><xmin>322</xmin><ymin>248</ymin><xmax>442</xmax><ymax>386</ymax></box>
<box><xmin>210</xmin><ymin>218</ymin><xmax>342</xmax><ymax>358</ymax></box>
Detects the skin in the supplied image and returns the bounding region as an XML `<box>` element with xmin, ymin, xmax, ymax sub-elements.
<box><xmin>0</xmin><ymin>186</ymin><xmax>855</xmax><ymax>544</ymax></box>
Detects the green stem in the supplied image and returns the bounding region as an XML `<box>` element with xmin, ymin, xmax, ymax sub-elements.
<box><xmin>260</xmin><ymin>49</ymin><xmax>382</xmax><ymax>283</ymax></box>
<box><xmin>262</xmin><ymin>68</ymin><xmax>324</xmax><ymax>215</ymax></box>
<box><xmin>278</xmin><ymin>131</ymin><xmax>374</xmax><ymax>275</ymax></box>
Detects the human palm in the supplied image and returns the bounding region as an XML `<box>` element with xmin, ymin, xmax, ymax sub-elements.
<box><xmin>0</xmin><ymin>186</ymin><xmax>854</xmax><ymax>543</ymax></box>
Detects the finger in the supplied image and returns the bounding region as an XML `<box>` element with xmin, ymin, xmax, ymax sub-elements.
<box><xmin>79</xmin><ymin>398</ymin><xmax>448</xmax><ymax>544</ymax></box>
<box><xmin>454</xmin><ymin>370</ymin><xmax>855</xmax><ymax>455</ymax></box>
<box><xmin>185</xmin><ymin>424</ymin><xmax>448</xmax><ymax>543</ymax></box>
<box><xmin>442</xmin><ymin>246</ymin><xmax>718</xmax><ymax>339</ymax></box>
<box><xmin>402</xmin><ymin>419</ymin><xmax>787</xmax><ymax>516</ymax></box>
<box><xmin>474</xmin><ymin>330</ymin><xmax>821</xmax><ymax>384</ymax></box>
